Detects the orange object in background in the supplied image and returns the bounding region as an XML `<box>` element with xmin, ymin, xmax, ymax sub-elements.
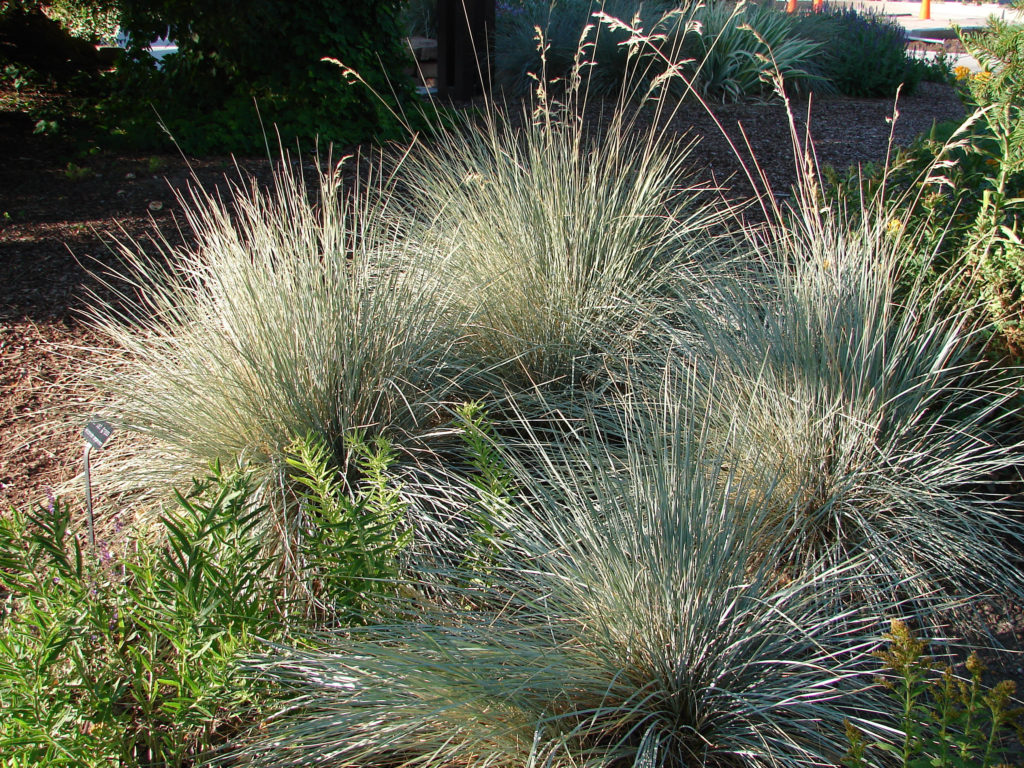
<box><xmin>786</xmin><ymin>0</ymin><xmax>797</xmax><ymax>12</ymax></box>
<box><xmin>812</xmin><ymin>0</ymin><xmax>823</xmax><ymax>11</ymax></box>
<box><xmin>920</xmin><ymin>0</ymin><xmax>931</xmax><ymax>19</ymax></box>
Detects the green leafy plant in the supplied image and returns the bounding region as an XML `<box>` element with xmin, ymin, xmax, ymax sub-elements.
<box><xmin>453</xmin><ymin>401</ymin><xmax>516</xmax><ymax>578</ymax></box>
<box><xmin>844</xmin><ymin>620</ymin><xmax>1022</xmax><ymax>768</ymax></box>
<box><xmin>63</xmin><ymin>161</ymin><xmax>91</xmax><ymax>180</ymax></box>
<box><xmin>101</xmin><ymin>0</ymin><xmax>416</xmax><ymax>153</ymax></box>
<box><xmin>494</xmin><ymin>0</ymin><xmax>674</xmax><ymax>97</ymax></box>
<box><xmin>286</xmin><ymin>430</ymin><xmax>412</xmax><ymax>620</ymax></box>
<box><xmin>912</xmin><ymin>48</ymin><xmax>955</xmax><ymax>85</ymax></box>
<box><xmin>495</xmin><ymin>0</ymin><xmax>825</xmax><ymax>101</ymax></box>
<box><xmin>794</xmin><ymin>6</ymin><xmax>921</xmax><ymax>97</ymax></box>
<box><xmin>32</xmin><ymin>118</ymin><xmax>58</xmax><ymax>135</ymax></box>
<box><xmin>44</xmin><ymin>0</ymin><xmax>120</xmax><ymax>44</ymax></box>
<box><xmin>2</xmin><ymin>63</ymin><xmax>31</xmax><ymax>92</ymax></box>
<box><xmin>145</xmin><ymin>154</ymin><xmax>167</xmax><ymax>174</ymax></box>
<box><xmin>832</xmin><ymin>18</ymin><xmax>1024</xmax><ymax>358</ymax></box>
<box><xmin>0</xmin><ymin>466</ymin><xmax>284</xmax><ymax>767</ymax></box>
<box><xmin>680</xmin><ymin>0</ymin><xmax>826</xmax><ymax>101</ymax></box>
<box><xmin>956</xmin><ymin>19</ymin><xmax>1024</xmax><ymax>355</ymax></box>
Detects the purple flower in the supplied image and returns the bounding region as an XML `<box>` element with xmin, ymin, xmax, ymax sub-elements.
<box><xmin>96</xmin><ymin>539</ymin><xmax>117</xmax><ymax>566</ymax></box>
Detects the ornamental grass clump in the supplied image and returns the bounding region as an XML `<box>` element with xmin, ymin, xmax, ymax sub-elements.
<box><xmin>82</xmin><ymin>156</ymin><xmax>457</xmax><ymax>522</ymax></box>
<box><xmin>494</xmin><ymin>0</ymin><xmax>826</xmax><ymax>102</ymax></box>
<box><xmin>237</xmin><ymin>380</ymin><xmax>897</xmax><ymax>768</ymax></box>
<box><xmin>398</xmin><ymin>52</ymin><xmax>727</xmax><ymax>395</ymax></box>
<box><xmin>690</xmin><ymin>170</ymin><xmax>1024</xmax><ymax>614</ymax></box>
<box><xmin>679</xmin><ymin>0</ymin><xmax>827</xmax><ymax>101</ymax></box>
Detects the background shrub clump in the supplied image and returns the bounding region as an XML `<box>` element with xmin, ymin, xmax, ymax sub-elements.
<box><xmin>794</xmin><ymin>6</ymin><xmax>922</xmax><ymax>97</ymax></box>
<box><xmin>831</xmin><ymin>18</ymin><xmax>1024</xmax><ymax>357</ymax></box>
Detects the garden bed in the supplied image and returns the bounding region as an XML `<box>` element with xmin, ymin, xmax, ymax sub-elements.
<box><xmin>7</xmin><ymin>61</ymin><xmax>1024</xmax><ymax>764</ymax></box>
<box><xmin>0</xmin><ymin>80</ymin><xmax>967</xmax><ymax>509</ymax></box>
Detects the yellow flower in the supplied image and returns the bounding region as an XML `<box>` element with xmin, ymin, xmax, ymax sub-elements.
<box><xmin>887</xmin><ymin>218</ymin><xmax>901</xmax><ymax>236</ymax></box>
<box><xmin>973</xmin><ymin>69</ymin><xmax>993</xmax><ymax>82</ymax></box>
<box><xmin>954</xmin><ymin>65</ymin><xmax>971</xmax><ymax>81</ymax></box>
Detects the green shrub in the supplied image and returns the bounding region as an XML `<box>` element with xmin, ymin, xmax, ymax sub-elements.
<box><xmin>0</xmin><ymin>467</ymin><xmax>283</xmax><ymax>766</ymax></box>
<box><xmin>957</xmin><ymin>19</ymin><xmax>1024</xmax><ymax>355</ymax></box>
<box><xmin>0</xmin><ymin>0</ymin><xmax>120</xmax><ymax>46</ymax></box>
<box><xmin>795</xmin><ymin>6</ymin><xmax>920</xmax><ymax>97</ymax></box>
<box><xmin>912</xmin><ymin>48</ymin><xmax>955</xmax><ymax>85</ymax></box>
<box><xmin>44</xmin><ymin>0</ymin><xmax>120</xmax><ymax>44</ymax></box>
<box><xmin>832</xmin><ymin>19</ymin><xmax>1024</xmax><ymax>357</ymax></box>
<box><xmin>495</xmin><ymin>0</ymin><xmax>825</xmax><ymax>101</ymax></box>
<box><xmin>494</xmin><ymin>0</ymin><xmax>673</xmax><ymax>97</ymax></box>
<box><xmin>103</xmin><ymin>0</ymin><xmax>415</xmax><ymax>154</ymax></box>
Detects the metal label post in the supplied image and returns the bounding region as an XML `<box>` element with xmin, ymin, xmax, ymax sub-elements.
<box><xmin>82</xmin><ymin>418</ymin><xmax>114</xmax><ymax>548</ymax></box>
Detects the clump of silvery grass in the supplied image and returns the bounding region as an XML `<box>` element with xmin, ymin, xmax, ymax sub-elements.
<box><xmin>678</xmin><ymin>0</ymin><xmax>828</xmax><ymax>101</ymax></box>
<box><xmin>235</xmin><ymin>375</ymin><xmax>899</xmax><ymax>768</ymax></box>
<box><xmin>81</xmin><ymin>155</ymin><xmax>458</xmax><ymax>536</ymax></box>
<box><xmin>685</xmin><ymin>122</ymin><xmax>1024</xmax><ymax>615</ymax></box>
<box><xmin>396</xmin><ymin>17</ymin><xmax>730</xmax><ymax>397</ymax></box>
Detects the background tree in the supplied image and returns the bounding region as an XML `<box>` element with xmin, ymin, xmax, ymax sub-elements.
<box><xmin>105</xmin><ymin>0</ymin><xmax>416</xmax><ymax>153</ymax></box>
<box><xmin>1</xmin><ymin>0</ymin><xmax>418</xmax><ymax>153</ymax></box>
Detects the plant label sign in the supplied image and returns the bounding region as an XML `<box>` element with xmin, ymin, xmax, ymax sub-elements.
<box><xmin>83</xmin><ymin>419</ymin><xmax>114</xmax><ymax>450</ymax></box>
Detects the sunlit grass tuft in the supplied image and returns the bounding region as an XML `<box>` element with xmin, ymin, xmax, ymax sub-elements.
<box><xmin>399</xmin><ymin>93</ymin><xmax>726</xmax><ymax>395</ymax></box>
<box><xmin>689</xmin><ymin>177</ymin><xmax>1024</xmax><ymax>614</ymax></box>
<box><xmin>82</xmin><ymin>156</ymin><xmax>458</xmax><ymax>538</ymax></box>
